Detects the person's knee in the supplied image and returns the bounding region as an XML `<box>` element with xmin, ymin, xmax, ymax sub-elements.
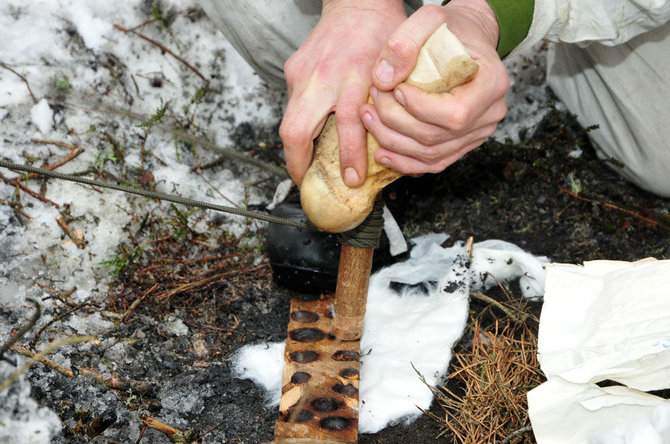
<box><xmin>611</xmin><ymin>155</ymin><xmax>670</xmax><ymax>197</ymax></box>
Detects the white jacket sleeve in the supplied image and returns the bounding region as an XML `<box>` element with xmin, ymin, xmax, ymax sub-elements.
<box><xmin>512</xmin><ymin>0</ymin><xmax>670</xmax><ymax>55</ymax></box>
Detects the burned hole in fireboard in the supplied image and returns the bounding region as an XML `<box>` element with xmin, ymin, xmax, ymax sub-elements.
<box><xmin>290</xmin><ymin>328</ymin><xmax>326</xmax><ymax>343</ymax></box>
<box><xmin>320</xmin><ymin>416</ymin><xmax>353</xmax><ymax>431</ymax></box>
<box><xmin>290</xmin><ymin>371</ymin><xmax>312</xmax><ymax>384</ymax></box>
<box><xmin>291</xmin><ymin>310</ymin><xmax>320</xmax><ymax>323</ymax></box>
<box><xmin>312</xmin><ymin>397</ymin><xmax>342</xmax><ymax>412</ymax></box>
<box><xmin>289</xmin><ymin>350</ymin><xmax>319</xmax><ymax>363</ymax></box>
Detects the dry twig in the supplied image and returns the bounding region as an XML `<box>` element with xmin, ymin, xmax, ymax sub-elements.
<box><xmin>10</xmin><ymin>144</ymin><xmax>84</xmax><ymax>183</ymax></box>
<box><xmin>424</xmin><ymin>320</ymin><xmax>542</xmax><ymax>443</ymax></box>
<box><xmin>0</xmin><ymin>62</ymin><xmax>38</xmax><ymax>104</ymax></box>
<box><xmin>0</xmin><ymin>336</ymin><xmax>95</xmax><ymax>393</ymax></box>
<box><xmin>471</xmin><ymin>291</ymin><xmax>532</xmax><ymax>324</ymax></box>
<box><xmin>31</xmin><ymin>138</ymin><xmax>79</xmax><ymax>150</ymax></box>
<box><xmin>140</xmin><ymin>415</ymin><xmax>200</xmax><ymax>444</ymax></box>
<box><xmin>0</xmin><ymin>198</ymin><xmax>33</xmax><ymax>221</ymax></box>
<box><xmin>9</xmin><ymin>344</ymin><xmax>74</xmax><ymax>377</ymax></box>
<box><xmin>558</xmin><ymin>185</ymin><xmax>666</xmax><ymax>231</ymax></box>
<box><xmin>0</xmin><ymin>299</ymin><xmax>41</xmax><ymax>359</ymax></box>
<box><xmin>79</xmin><ymin>367</ymin><xmax>155</xmax><ymax>394</ymax></box>
<box><xmin>29</xmin><ymin>301</ymin><xmax>89</xmax><ymax>348</ymax></box>
<box><xmin>56</xmin><ymin>215</ymin><xmax>86</xmax><ymax>249</ymax></box>
<box><xmin>0</xmin><ymin>170</ymin><xmax>60</xmax><ymax>208</ymax></box>
<box><xmin>113</xmin><ymin>24</ymin><xmax>209</xmax><ymax>84</ymax></box>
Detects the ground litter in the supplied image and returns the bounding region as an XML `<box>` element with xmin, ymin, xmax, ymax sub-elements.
<box><xmin>233</xmin><ymin>234</ymin><xmax>548</xmax><ymax>433</ymax></box>
<box><xmin>1</xmin><ymin>1</ymin><xmax>637</xmax><ymax>443</ymax></box>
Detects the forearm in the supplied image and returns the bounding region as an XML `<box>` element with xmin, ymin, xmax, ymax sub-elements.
<box><xmin>444</xmin><ymin>0</ymin><xmax>499</xmax><ymax>48</ymax></box>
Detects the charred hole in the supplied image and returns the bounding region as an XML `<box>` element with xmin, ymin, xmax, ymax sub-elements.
<box><xmin>312</xmin><ymin>397</ymin><xmax>341</xmax><ymax>412</ymax></box>
<box><xmin>290</xmin><ymin>372</ymin><xmax>312</xmax><ymax>384</ymax></box>
<box><xmin>290</xmin><ymin>328</ymin><xmax>326</xmax><ymax>343</ymax></box>
<box><xmin>291</xmin><ymin>310</ymin><xmax>319</xmax><ymax>323</ymax></box>
<box><xmin>339</xmin><ymin>368</ymin><xmax>359</xmax><ymax>379</ymax></box>
<box><xmin>332</xmin><ymin>350</ymin><xmax>359</xmax><ymax>361</ymax></box>
<box><xmin>320</xmin><ymin>416</ymin><xmax>353</xmax><ymax>431</ymax></box>
<box><xmin>289</xmin><ymin>350</ymin><xmax>319</xmax><ymax>363</ymax></box>
<box><xmin>285</xmin><ymin>409</ymin><xmax>314</xmax><ymax>423</ymax></box>
<box><xmin>333</xmin><ymin>383</ymin><xmax>358</xmax><ymax>396</ymax></box>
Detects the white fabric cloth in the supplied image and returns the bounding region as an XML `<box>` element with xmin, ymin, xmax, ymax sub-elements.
<box><xmin>528</xmin><ymin>259</ymin><xmax>670</xmax><ymax>443</ymax></box>
<box><xmin>513</xmin><ymin>0</ymin><xmax>670</xmax><ymax>56</ymax></box>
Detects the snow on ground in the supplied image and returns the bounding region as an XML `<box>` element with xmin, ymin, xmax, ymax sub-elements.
<box><xmin>0</xmin><ymin>0</ymin><xmax>284</xmax><ymax>302</ymax></box>
<box><xmin>1</xmin><ymin>1</ymin><xmax>285</xmax><ymax>440</ymax></box>
<box><xmin>0</xmin><ymin>1</ymin><xmax>553</xmax><ymax>442</ymax></box>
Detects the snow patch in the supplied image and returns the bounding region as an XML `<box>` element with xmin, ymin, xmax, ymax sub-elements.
<box><xmin>0</xmin><ymin>371</ymin><xmax>61</xmax><ymax>444</ymax></box>
<box><xmin>30</xmin><ymin>99</ymin><xmax>52</xmax><ymax>134</ymax></box>
<box><xmin>162</xmin><ymin>316</ymin><xmax>189</xmax><ymax>337</ymax></box>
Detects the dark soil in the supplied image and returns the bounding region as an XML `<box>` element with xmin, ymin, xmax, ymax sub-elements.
<box><xmin>23</xmin><ymin>103</ymin><xmax>670</xmax><ymax>444</ymax></box>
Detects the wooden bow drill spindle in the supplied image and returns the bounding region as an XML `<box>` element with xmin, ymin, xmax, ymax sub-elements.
<box><xmin>271</xmin><ymin>24</ymin><xmax>478</xmax><ymax>444</ymax></box>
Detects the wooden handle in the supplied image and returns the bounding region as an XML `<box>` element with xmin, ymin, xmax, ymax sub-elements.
<box><xmin>299</xmin><ymin>24</ymin><xmax>479</xmax><ymax>233</ymax></box>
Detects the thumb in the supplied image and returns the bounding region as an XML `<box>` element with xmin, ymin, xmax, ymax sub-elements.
<box><xmin>372</xmin><ymin>5</ymin><xmax>449</xmax><ymax>91</ymax></box>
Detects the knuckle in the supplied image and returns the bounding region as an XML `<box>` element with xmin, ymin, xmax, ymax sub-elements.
<box><xmin>283</xmin><ymin>57</ymin><xmax>299</xmax><ymax>83</ymax></box>
<box><xmin>419</xmin><ymin>146</ymin><xmax>442</xmax><ymax>163</ymax></box>
<box><xmin>286</xmin><ymin>163</ymin><xmax>303</xmax><ymax>184</ymax></box>
<box><xmin>493</xmin><ymin>102</ymin><xmax>508</xmax><ymax>122</ymax></box>
<box><xmin>386</xmin><ymin>34</ymin><xmax>417</xmax><ymax>63</ymax></box>
<box><xmin>417</xmin><ymin>128</ymin><xmax>445</xmax><ymax>147</ymax></box>
<box><xmin>427</xmin><ymin>164</ymin><xmax>444</xmax><ymax>174</ymax></box>
<box><xmin>448</xmin><ymin>107</ymin><xmax>471</xmax><ymax>132</ymax></box>
<box><xmin>421</xmin><ymin>4</ymin><xmax>446</xmax><ymax>18</ymax></box>
<box><xmin>404</xmin><ymin>100</ymin><xmax>428</xmax><ymax>122</ymax></box>
<box><xmin>423</xmin><ymin>162</ymin><xmax>444</xmax><ymax>174</ymax></box>
<box><xmin>427</xmin><ymin>158</ymin><xmax>451</xmax><ymax>174</ymax></box>
<box><xmin>279</xmin><ymin>119</ymin><xmax>305</xmax><ymax>147</ymax></box>
<box><xmin>497</xmin><ymin>70</ymin><xmax>511</xmax><ymax>94</ymax></box>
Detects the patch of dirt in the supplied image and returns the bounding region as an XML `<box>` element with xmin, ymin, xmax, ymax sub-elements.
<box><xmin>20</xmin><ymin>100</ymin><xmax>670</xmax><ymax>444</ymax></box>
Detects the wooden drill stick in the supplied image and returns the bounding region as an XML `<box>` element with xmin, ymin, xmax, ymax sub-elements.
<box><xmin>332</xmin><ymin>245</ymin><xmax>373</xmax><ymax>341</ymax></box>
<box><xmin>273</xmin><ymin>23</ymin><xmax>478</xmax><ymax>444</ymax></box>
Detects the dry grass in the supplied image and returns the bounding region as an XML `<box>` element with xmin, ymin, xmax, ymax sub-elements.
<box><xmin>422</xmin><ymin>317</ymin><xmax>543</xmax><ymax>444</ymax></box>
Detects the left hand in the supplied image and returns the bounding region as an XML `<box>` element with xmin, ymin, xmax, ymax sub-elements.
<box><xmin>279</xmin><ymin>0</ymin><xmax>407</xmax><ymax>187</ymax></box>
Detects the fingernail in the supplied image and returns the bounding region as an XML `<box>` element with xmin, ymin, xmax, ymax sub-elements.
<box><xmin>369</xmin><ymin>86</ymin><xmax>378</xmax><ymax>100</ymax></box>
<box><xmin>362</xmin><ymin>112</ymin><xmax>372</xmax><ymax>127</ymax></box>
<box><xmin>394</xmin><ymin>89</ymin><xmax>405</xmax><ymax>106</ymax></box>
<box><xmin>375</xmin><ymin>60</ymin><xmax>394</xmax><ymax>83</ymax></box>
<box><xmin>343</xmin><ymin>167</ymin><xmax>360</xmax><ymax>186</ymax></box>
<box><xmin>379</xmin><ymin>157</ymin><xmax>391</xmax><ymax>167</ymax></box>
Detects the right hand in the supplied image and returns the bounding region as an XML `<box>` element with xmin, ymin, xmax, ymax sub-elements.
<box><xmin>279</xmin><ymin>0</ymin><xmax>407</xmax><ymax>188</ymax></box>
<box><xmin>360</xmin><ymin>1</ymin><xmax>510</xmax><ymax>175</ymax></box>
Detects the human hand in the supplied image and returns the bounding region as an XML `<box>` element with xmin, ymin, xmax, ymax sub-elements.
<box><xmin>279</xmin><ymin>0</ymin><xmax>406</xmax><ymax>187</ymax></box>
<box><xmin>360</xmin><ymin>1</ymin><xmax>509</xmax><ymax>174</ymax></box>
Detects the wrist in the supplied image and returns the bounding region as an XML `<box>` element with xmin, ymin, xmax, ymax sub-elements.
<box><xmin>442</xmin><ymin>0</ymin><xmax>500</xmax><ymax>49</ymax></box>
<box><xmin>322</xmin><ymin>0</ymin><xmax>404</xmax><ymax>14</ymax></box>
<box><xmin>445</xmin><ymin>0</ymin><xmax>534</xmax><ymax>58</ymax></box>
